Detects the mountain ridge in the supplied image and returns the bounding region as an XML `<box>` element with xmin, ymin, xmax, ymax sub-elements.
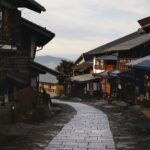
<box><xmin>35</xmin><ymin>55</ymin><xmax>63</xmax><ymax>70</ymax></box>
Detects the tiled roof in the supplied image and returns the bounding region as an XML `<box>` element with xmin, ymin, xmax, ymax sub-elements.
<box><xmin>106</xmin><ymin>32</ymin><xmax>150</xmax><ymax>52</ymax></box>
<box><xmin>85</xmin><ymin>31</ymin><xmax>141</xmax><ymax>55</ymax></box>
<box><xmin>31</xmin><ymin>61</ymin><xmax>62</xmax><ymax>76</ymax></box>
<box><xmin>39</xmin><ymin>73</ymin><xmax>58</xmax><ymax>84</ymax></box>
<box><xmin>70</xmin><ymin>74</ymin><xmax>100</xmax><ymax>82</ymax></box>
<box><xmin>127</xmin><ymin>55</ymin><xmax>150</xmax><ymax>70</ymax></box>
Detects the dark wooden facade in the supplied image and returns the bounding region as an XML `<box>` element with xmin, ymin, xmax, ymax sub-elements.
<box><xmin>67</xmin><ymin>77</ymin><xmax>101</xmax><ymax>98</ymax></box>
<box><xmin>0</xmin><ymin>0</ymin><xmax>55</xmax><ymax>104</ymax></box>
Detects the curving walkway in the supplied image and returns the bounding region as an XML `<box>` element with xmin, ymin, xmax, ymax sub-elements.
<box><xmin>44</xmin><ymin>100</ymin><xmax>116</xmax><ymax>150</ymax></box>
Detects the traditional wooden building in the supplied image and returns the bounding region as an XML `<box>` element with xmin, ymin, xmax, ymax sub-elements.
<box><xmin>73</xmin><ymin>53</ymin><xmax>93</xmax><ymax>76</ymax></box>
<box><xmin>0</xmin><ymin>0</ymin><xmax>55</xmax><ymax>104</ymax></box>
<box><xmin>71</xmin><ymin>53</ymin><xmax>102</xmax><ymax>98</ymax></box>
<box><xmin>72</xmin><ymin>17</ymin><xmax>150</xmax><ymax>100</ymax></box>
<box><xmin>127</xmin><ymin>55</ymin><xmax>150</xmax><ymax>105</ymax></box>
<box><xmin>67</xmin><ymin>74</ymin><xmax>101</xmax><ymax>98</ymax></box>
<box><xmin>93</xmin><ymin>54</ymin><xmax>118</xmax><ymax>97</ymax></box>
<box><xmin>31</xmin><ymin>62</ymin><xmax>64</xmax><ymax>97</ymax></box>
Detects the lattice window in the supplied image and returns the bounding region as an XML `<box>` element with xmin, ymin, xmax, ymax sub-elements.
<box><xmin>95</xmin><ymin>60</ymin><xmax>105</xmax><ymax>70</ymax></box>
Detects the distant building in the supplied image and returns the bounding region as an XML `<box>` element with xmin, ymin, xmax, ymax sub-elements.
<box><xmin>31</xmin><ymin>62</ymin><xmax>64</xmax><ymax>97</ymax></box>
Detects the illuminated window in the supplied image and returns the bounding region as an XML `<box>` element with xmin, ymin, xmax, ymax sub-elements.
<box><xmin>96</xmin><ymin>60</ymin><xmax>100</xmax><ymax>65</ymax></box>
<box><xmin>100</xmin><ymin>60</ymin><xmax>105</xmax><ymax>70</ymax></box>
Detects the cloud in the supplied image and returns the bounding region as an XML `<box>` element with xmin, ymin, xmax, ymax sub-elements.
<box><xmin>22</xmin><ymin>0</ymin><xmax>150</xmax><ymax>59</ymax></box>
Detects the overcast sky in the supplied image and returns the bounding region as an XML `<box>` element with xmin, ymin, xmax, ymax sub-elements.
<box><xmin>22</xmin><ymin>0</ymin><xmax>150</xmax><ymax>60</ymax></box>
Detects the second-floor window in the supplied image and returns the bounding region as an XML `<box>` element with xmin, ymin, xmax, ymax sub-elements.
<box><xmin>118</xmin><ymin>59</ymin><xmax>128</xmax><ymax>70</ymax></box>
<box><xmin>100</xmin><ymin>60</ymin><xmax>104</xmax><ymax>69</ymax></box>
<box><xmin>95</xmin><ymin>60</ymin><xmax>105</xmax><ymax>70</ymax></box>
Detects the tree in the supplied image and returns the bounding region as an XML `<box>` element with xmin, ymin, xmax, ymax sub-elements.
<box><xmin>55</xmin><ymin>59</ymin><xmax>74</xmax><ymax>76</ymax></box>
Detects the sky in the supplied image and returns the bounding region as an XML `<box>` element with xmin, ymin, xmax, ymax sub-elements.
<box><xmin>22</xmin><ymin>0</ymin><xmax>150</xmax><ymax>60</ymax></box>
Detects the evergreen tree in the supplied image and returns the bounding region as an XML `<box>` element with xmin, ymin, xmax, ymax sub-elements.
<box><xmin>55</xmin><ymin>59</ymin><xmax>74</xmax><ymax>76</ymax></box>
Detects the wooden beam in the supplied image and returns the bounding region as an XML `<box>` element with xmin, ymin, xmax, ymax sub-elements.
<box><xmin>1</xmin><ymin>0</ymin><xmax>15</xmax><ymax>9</ymax></box>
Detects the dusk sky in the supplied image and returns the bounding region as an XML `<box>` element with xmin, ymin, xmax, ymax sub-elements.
<box><xmin>22</xmin><ymin>0</ymin><xmax>150</xmax><ymax>60</ymax></box>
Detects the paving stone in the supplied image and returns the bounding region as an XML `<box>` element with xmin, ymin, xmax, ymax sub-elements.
<box><xmin>44</xmin><ymin>100</ymin><xmax>116</xmax><ymax>150</ymax></box>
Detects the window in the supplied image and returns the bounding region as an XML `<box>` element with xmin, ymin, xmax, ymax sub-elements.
<box><xmin>119</xmin><ymin>59</ymin><xmax>128</xmax><ymax>70</ymax></box>
<box><xmin>96</xmin><ymin>60</ymin><xmax>100</xmax><ymax>65</ymax></box>
<box><xmin>95</xmin><ymin>60</ymin><xmax>105</xmax><ymax>70</ymax></box>
<box><xmin>100</xmin><ymin>60</ymin><xmax>105</xmax><ymax>70</ymax></box>
<box><xmin>93</xmin><ymin>82</ymin><xmax>98</xmax><ymax>91</ymax></box>
<box><xmin>87</xmin><ymin>83</ymin><xmax>89</xmax><ymax>91</ymax></box>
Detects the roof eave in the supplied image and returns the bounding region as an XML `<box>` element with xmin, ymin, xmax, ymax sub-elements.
<box><xmin>16</xmin><ymin>0</ymin><xmax>46</xmax><ymax>13</ymax></box>
<box><xmin>21</xmin><ymin>18</ymin><xmax>55</xmax><ymax>46</ymax></box>
<box><xmin>31</xmin><ymin>62</ymin><xmax>63</xmax><ymax>76</ymax></box>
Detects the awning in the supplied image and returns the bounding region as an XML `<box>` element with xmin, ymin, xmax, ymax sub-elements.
<box><xmin>70</xmin><ymin>74</ymin><xmax>100</xmax><ymax>83</ymax></box>
<box><xmin>110</xmin><ymin>70</ymin><xmax>121</xmax><ymax>77</ymax></box>
<box><xmin>93</xmin><ymin>71</ymin><xmax>109</xmax><ymax>78</ymax></box>
<box><xmin>127</xmin><ymin>55</ymin><xmax>150</xmax><ymax>70</ymax></box>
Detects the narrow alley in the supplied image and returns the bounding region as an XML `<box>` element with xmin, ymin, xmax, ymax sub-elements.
<box><xmin>44</xmin><ymin>100</ymin><xmax>116</xmax><ymax>150</ymax></box>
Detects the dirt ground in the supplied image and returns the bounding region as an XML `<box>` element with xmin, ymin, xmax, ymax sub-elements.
<box><xmin>0</xmin><ymin>103</ymin><xmax>76</xmax><ymax>150</ymax></box>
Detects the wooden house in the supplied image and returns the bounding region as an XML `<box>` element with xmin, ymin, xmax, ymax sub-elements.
<box><xmin>0</xmin><ymin>0</ymin><xmax>55</xmax><ymax>104</ymax></box>
<box><xmin>73</xmin><ymin>53</ymin><xmax>93</xmax><ymax>76</ymax></box>
<box><xmin>72</xmin><ymin>17</ymin><xmax>150</xmax><ymax>100</ymax></box>
<box><xmin>31</xmin><ymin>62</ymin><xmax>64</xmax><ymax>97</ymax></box>
<box><xmin>93</xmin><ymin>54</ymin><xmax>118</xmax><ymax>97</ymax></box>
<box><xmin>127</xmin><ymin>55</ymin><xmax>150</xmax><ymax>105</ymax></box>
<box><xmin>67</xmin><ymin>74</ymin><xmax>101</xmax><ymax>98</ymax></box>
<box><xmin>70</xmin><ymin>53</ymin><xmax>102</xmax><ymax>98</ymax></box>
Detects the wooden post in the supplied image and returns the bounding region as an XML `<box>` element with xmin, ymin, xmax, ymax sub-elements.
<box><xmin>134</xmin><ymin>69</ymin><xmax>137</xmax><ymax>105</ymax></box>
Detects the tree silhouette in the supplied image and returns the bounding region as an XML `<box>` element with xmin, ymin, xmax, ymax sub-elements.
<box><xmin>55</xmin><ymin>59</ymin><xmax>74</xmax><ymax>76</ymax></box>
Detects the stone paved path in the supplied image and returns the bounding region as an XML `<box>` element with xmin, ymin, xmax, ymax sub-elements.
<box><xmin>44</xmin><ymin>100</ymin><xmax>116</xmax><ymax>150</ymax></box>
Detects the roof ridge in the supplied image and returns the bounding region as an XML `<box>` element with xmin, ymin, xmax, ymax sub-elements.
<box><xmin>86</xmin><ymin>30</ymin><xmax>141</xmax><ymax>55</ymax></box>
